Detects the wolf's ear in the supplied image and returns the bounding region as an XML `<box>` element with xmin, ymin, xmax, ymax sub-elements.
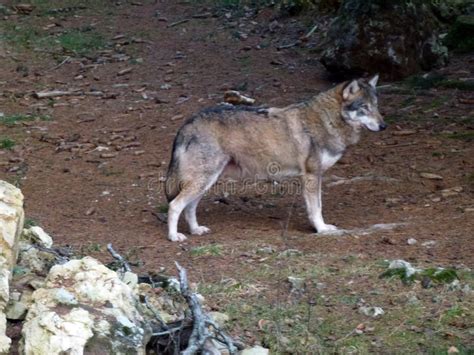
<box><xmin>369</xmin><ymin>74</ymin><xmax>379</xmax><ymax>88</ymax></box>
<box><xmin>343</xmin><ymin>80</ymin><xmax>360</xmax><ymax>100</ymax></box>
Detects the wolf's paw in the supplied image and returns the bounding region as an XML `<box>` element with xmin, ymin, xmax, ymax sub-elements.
<box><xmin>191</xmin><ymin>226</ymin><xmax>211</xmax><ymax>235</ymax></box>
<box><xmin>317</xmin><ymin>224</ymin><xmax>338</xmax><ymax>233</ymax></box>
<box><xmin>169</xmin><ymin>232</ymin><xmax>188</xmax><ymax>242</ymax></box>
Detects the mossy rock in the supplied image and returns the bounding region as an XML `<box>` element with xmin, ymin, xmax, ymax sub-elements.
<box><xmin>321</xmin><ymin>0</ymin><xmax>449</xmax><ymax>79</ymax></box>
<box><xmin>445</xmin><ymin>15</ymin><xmax>474</xmax><ymax>52</ymax></box>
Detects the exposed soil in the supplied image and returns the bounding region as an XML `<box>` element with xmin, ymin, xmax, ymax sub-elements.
<box><xmin>1</xmin><ymin>1</ymin><xmax>473</xmax><ymax>353</ymax></box>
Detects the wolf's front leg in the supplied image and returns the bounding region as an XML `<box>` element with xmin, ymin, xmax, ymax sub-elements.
<box><xmin>303</xmin><ymin>174</ymin><xmax>337</xmax><ymax>233</ymax></box>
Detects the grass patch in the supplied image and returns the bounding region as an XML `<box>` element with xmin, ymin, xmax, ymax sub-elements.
<box><xmin>0</xmin><ymin>22</ymin><xmax>54</xmax><ymax>50</ymax></box>
<box><xmin>24</xmin><ymin>218</ymin><xmax>38</xmax><ymax>228</ymax></box>
<box><xmin>190</xmin><ymin>244</ymin><xmax>223</xmax><ymax>257</ymax></box>
<box><xmin>381</xmin><ymin>266</ymin><xmax>459</xmax><ymax>286</ymax></box>
<box><xmin>444</xmin><ymin>131</ymin><xmax>474</xmax><ymax>142</ymax></box>
<box><xmin>0</xmin><ymin>113</ymin><xmax>51</xmax><ymax>126</ymax></box>
<box><xmin>58</xmin><ymin>29</ymin><xmax>106</xmax><ymax>56</ymax></box>
<box><xmin>0</xmin><ymin>138</ymin><xmax>16</xmax><ymax>150</ymax></box>
<box><xmin>157</xmin><ymin>204</ymin><xmax>168</xmax><ymax>214</ymax></box>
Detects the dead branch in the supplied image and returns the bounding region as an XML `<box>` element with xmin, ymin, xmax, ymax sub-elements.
<box><xmin>224</xmin><ymin>90</ymin><xmax>255</xmax><ymax>105</ymax></box>
<box><xmin>175</xmin><ymin>262</ymin><xmax>237</xmax><ymax>355</ymax></box>
<box><xmin>167</xmin><ymin>19</ymin><xmax>190</xmax><ymax>28</ymax></box>
<box><xmin>106</xmin><ymin>243</ymin><xmax>132</xmax><ymax>272</ymax></box>
<box><xmin>34</xmin><ymin>90</ymin><xmax>104</xmax><ymax>99</ymax></box>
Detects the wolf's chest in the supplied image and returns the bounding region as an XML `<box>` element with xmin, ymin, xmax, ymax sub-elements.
<box><xmin>320</xmin><ymin>150</ymin><xmax>342</xmax><ymax>171</ymax></box>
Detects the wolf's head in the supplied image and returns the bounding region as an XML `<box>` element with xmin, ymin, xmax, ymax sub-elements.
<box><xmin>341</xmin><ymin>75</ymin><xmax>386</xmax><ymax>132</ymax></box>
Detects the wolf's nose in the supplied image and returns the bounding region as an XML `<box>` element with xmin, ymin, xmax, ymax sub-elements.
<box><xmin>379</xmin><ymin>123</ymin><xmax>387</xmax><ymax>131</ymax></box>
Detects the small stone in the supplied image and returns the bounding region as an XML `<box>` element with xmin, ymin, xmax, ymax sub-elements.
<box><xmin>358</xmin><ymin>306</ymin><xmax>384</xmax><ymax>318</ymax></box>
<box><xmin>160</xmin><ymin>84</ymin><xmax>172</xmax><ymax>90</ymax></box>
<box><xmin>420</xmin><ymin>172</ymin><xmax>443</xmax><ymax>180</ymax></box>
<box><xmin>406</xmin><ymin>291</ymin><xmax>420</xmax><ymax>305</ymax></box>
<box><xmin>421</xmin><ymin>240</ymin><xmax>436</xmax><ymax>247</ymax></box>
<box><xmin>441</xmin><ymin>186</ymin><xmax>463</xmax><ymax>198</ymax></box>
<box><xmin>463</xmin><ymin>207</ymin><xmax>474</xmax><ymax>213</ymax></box>
<box><xmin>448</xmin><ymin>346</ymin><xmax>460</xmax><ymax>354</ymax></box>
<box><xmin>288</xmin><ymin>276</ymin><xmax>305</xmax><ymax>292</ymax></box>
<box><xmin>100</xmin><ymin>153</ymin><xmax>118</xmax><ymax>158</ymax></box>
<box><xmin>256</xmin><ymin>246</ymin><xmax>274</xmax><ymax>255</ymax></box>
<box><xmin>407</xmin><ymin>238</ymin><xmax>417</xmax><ymax>245</ymax></box>
<box><xmin>170</xmin><ymin>114</ymin><xmax>184</xmax><ymax>121</ymax></box>
<box><xmin>241</xmin><ymin>346</ymin><xmax>270</xmax><ymax>355</ymax></box>
<box><xmin>208</xmin><ymin>311</ymin><xmax>229</xmax><ymax>328</ymax></box>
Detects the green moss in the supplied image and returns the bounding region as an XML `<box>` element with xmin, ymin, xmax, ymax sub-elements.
<box><xmin>0</xmin><ymin>113</ymin><xmax>51</xmax><ymax>126</ymax></box>
<box><xmin>445</xmin><ymin>15</ymin><xmax>474</xmax><ymax>52</ymax></box>
<box><xmin>0</xmin><ymin>138</ymin><xmax>16</xmax><ymax>150</ymax></box>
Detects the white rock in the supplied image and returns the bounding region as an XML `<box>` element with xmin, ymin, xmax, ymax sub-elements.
<box><xmin>359</xmin><ymin>306</ymin><xmax>385</xmax><ymax>318</ymax></box>
<box><xmin>0</xmin><ymin>180</ymin><xmax>24</xmax><ymax>354</ymax></box>
<box><xmin>240</xmin><ymin>345</ymin><xmax>270</xmax><ymax>355</ymax></box>
<box><xmin>22</xmin><ymin>226</ymin><xmax>53</xmax><ymax>248</ymax></box>
<box><xmin>407</xmin><ymin>238</ymin><xmax>417</xmax><ymax>245</ymax></box>
<box><xmin>22</xmin><ymin>257</ymin><xmax>151</xmax><ymax>355</ymax></box>
<box><xmin>388</xmin><ymin>260</ymin><xmax>419</xmax><ymax>277</ymax></box>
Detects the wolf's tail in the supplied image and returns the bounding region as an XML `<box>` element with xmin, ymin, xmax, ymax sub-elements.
<box><xmin>165</xmin><ymin>138</ymin><xmax>181</xmax><ymax>202</ymax></box>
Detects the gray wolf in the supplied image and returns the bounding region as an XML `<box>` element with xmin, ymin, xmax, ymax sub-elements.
<box><xmin>165</xmin><ymin>75</ymin><xmax>385</xmax><ymax>242</ymax></box>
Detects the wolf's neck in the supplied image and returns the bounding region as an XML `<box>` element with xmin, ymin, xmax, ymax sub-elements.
<box><xmin>306</xmin><ymin>89</ymin><xmax>361</xmax><ymax>151</ymax></box>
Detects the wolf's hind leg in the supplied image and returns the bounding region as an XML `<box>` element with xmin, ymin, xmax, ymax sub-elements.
<box><xmin>167</xmin><ymin>155</ymin><xmax>228</xmax><ymax>241</ymax></box>
<box><xmin>185</xmin><ymin>195</ymin><xmax>210</xmax><ymax>235</ymax></box>
<box><xmin>168</xmin><ymin>190</ymin><xmax>199</xmax><ymax>242</ymax></box>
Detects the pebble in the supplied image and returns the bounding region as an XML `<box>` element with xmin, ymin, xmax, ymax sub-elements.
<box><xmin>407</xmin><ymin>238</ymin><xmax>417</xmax><ymax>245</ymax></box>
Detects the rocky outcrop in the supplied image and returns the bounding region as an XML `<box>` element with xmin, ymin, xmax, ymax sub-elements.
<box><xmin>21</xmin><ymin>257</ymin><xmax>152</xmax><ymax>355</ymax></box>
<box><xmin>0</xmin><ymin>181</ymin><xmax>24</xmax><ymax>354</ymax></box>
<box><xmin>321</xmin><ymin>0</ymin><xmax>449</xmax><ymax>79</ymax></box>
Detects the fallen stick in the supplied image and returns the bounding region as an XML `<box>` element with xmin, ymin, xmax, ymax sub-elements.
<box><xmin>34</xmin><ymin>90</ymin><xmax>79</xmax><ymax>99</ymax></box>
<box><xmin>327</xmin><ymin>175</ymin><xmax>399</xmax><ymax>187</ymax></box>
<box><xmin>34</xmin><ymin>90</ymin><xmax>104</xmax><ymax>98</ymax></box>
<box><xmin>302</xmin><ymin>24</ymin><xmax>318</xmax><ymax>40</ymax></box>
<box><xmin>167</xmin><ymin>19</ymin><xmax>190</xmax><ymax>28</ymax></box>
<box><xmin>107</xmin><ymin>243</ymin><xmax>131</xmax><ymax>272</ymax></box>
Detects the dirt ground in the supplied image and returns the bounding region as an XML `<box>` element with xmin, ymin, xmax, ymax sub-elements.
<box><xmin>1</xmin><ymin>1</ymin><xmax>473</xmax><ymax>353</ymax></box>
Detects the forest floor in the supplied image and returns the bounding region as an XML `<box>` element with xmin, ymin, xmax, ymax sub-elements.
<box><xmin>0</xmin><ymin>1</ymin><xmax>473</xmax><ymax>353</ymax></box>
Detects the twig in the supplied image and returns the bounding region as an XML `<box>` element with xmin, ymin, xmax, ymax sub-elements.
<box><xmin>277</xmin><ymin>42</ymin><xmax>299</xmax><ymax>50</ymax></box>
<box><xmin>167</xmin><ymin>19</ymin><xmax>190</xmax><ymax>28</ymax></box>
<box><xmin>107</xmin><ymin>243</ymin><xmax>131</xmax><ymax>272</ymax></box>
<box><xmin>49</xmin><ymin>56</ymin><xmax>71</xmax><ymax>71</ymax></box>
<box><xmin>302</xmin><ymin>24</ymin><xmax>318</xmax><ymax>40</ymax></box>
